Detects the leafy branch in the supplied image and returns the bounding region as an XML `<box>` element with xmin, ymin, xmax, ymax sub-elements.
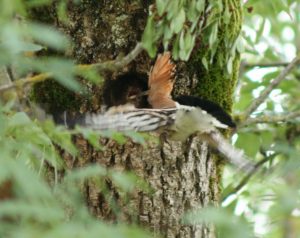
<box><xmin>239</xmin><ymin>55</ymin><xmax>300</xmax><ymax>126</ymax></box>
<box><xmin>222</xmin><ymin>155</ymin><xmax>275</xmax><ymax>201</ymax></box>
<box><xmin>240</xmin><ymin>110</ymin><xmax>300</xmax><ymax>128</ymax></box>
<box><xmin>0</xmin><ymin>43</ymin><xmax>143</xmax><ymax>94</ymax></box>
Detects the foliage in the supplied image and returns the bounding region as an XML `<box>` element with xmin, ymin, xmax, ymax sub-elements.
<box><xmin>184</xmin><ymin>207</ymin><xmax>253</xmax><ymax>238</ymax></box>
<box><xmin>0</xmin><ymin>1</ymin><xmax>151</xmax><ymax>237</ymax></box>
<box><xmin>142</xmin><ymin>0</ymin><xmax>242</xmax><ymax>75</ymax></box>
<box><xmin>222</xmin><ymin>1</ymin><xmax>300</xmax><ymax>237</ymax></box>
<box><xmin>0</xmin><ymin>0</ymin><xmax>299</xmax><ymax>238</ymax></box>
<box><xmin>0</xmin><ymin>103</ymin><xmax>151</xmax><ymax>238</ymax></box>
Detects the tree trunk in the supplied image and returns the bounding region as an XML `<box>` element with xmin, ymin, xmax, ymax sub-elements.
<box><xmin>30</xmin><ymin>1</ymin><xmax>242</xmax><ymax>237</ymax></box>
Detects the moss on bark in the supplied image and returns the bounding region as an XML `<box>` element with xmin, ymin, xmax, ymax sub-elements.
<box><xmin>188</xmin><ymin>0</ymin><xmax>242</xmax><ymax>193</ymax></box>
<box><xmin>190</xmin><ymin>0</ymin><xmax>242</xmax><ymax>113</ymax></box>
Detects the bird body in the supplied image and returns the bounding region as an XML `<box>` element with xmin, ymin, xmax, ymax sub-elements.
<box><xmin>59</xmin><ymin>52</ymin><xmax>254</xmax><ymax>172</ymax></box>
<box><xmin>65</xmin><ymin>52</ymin><xmax>234</xmax><ymax>140</ymax></box>
<box><xmin>170</xmin><ymin>103</ymin><xmax>229</xmax><ymax>141</ymax></box>
<box><xmin>73</xmin><ymin>96</ymin><xmax>233</xmax><ymax>142</ymax></box>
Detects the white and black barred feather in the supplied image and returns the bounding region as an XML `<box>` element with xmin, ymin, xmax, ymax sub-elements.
<box><xmin>83</xmin><ymin>108</ymin><xmax>176</xmax><ymax>132</ymax></box>
<box><xmin>59</xmin><ymin>103</ymin><xmax>254</xmax><ymax>172</ymax></box>
<box><xmin>63</xmin><ymin>103</ymin><xmax>232</xmax><ymax>140</ymax></box>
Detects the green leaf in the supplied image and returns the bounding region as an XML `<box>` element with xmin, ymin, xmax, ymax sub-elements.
<box><xmin>100</xmin><ymin>130</ymin><xmax>127</xmax><ymax>144</ymax></box>
<box><xmin>184</xmin><ymin>30</ymin><xmax>193</xmax><ymax>50</ymax></box>
<box><xmin>0</xmin><ymin>201</ymin><xmax>64</xmax><ymax>221</ymax></box>
<box><xmin>110</xmin><ymin>172</ymin><xmax>138</xmax><ymax>192</ymax></box>
<box><xmin>22</xmin><ymin>42</ymin><xmax>44</xmax><ymax>52</ymax></box>
<box><xmin>196</xmin><ymin>0</ymin><xmax>205</xmax><ymax>12</ymax></box>
<box><xmin>27</xmin><ymin>23</ymin><xmax>70</xmax><ymax>50</ymax></box>
<box><xmin>77</xmin><ymin>67</ymin><xmax>103</xmax><ymax>84</ymax></box>
<box><xmin>202</xmin><ymin>57</ymin><xmax>209</xmax><ymax>70</ymax></box>
<box><xmin>42</xmin><ymin>121</ymin><xmax>77</xmax><ymax>156</ymax></box>
<box><xmin>0</xmin><ymin>0</ymin><xmax>27</xmax><ymax>16</ymax></box>
<box><xmin>44</xmin><ymin>58</ymin><xmax>82</xmax><ymax>91</ymax></box>
<box><xmin>235</xmin><ymin>132</ymin><xmax>259</xmax><ymax>157</ymax></box>
<box><xmin>227</xmin><ymin>56</ymin><xmax>233</xmax><ymax>74</ymax></box>
<box><xmin>64</xmin><ymin>165</ymin><xmax>106</xmax><ymax>183</ymax></box>
<box><xmin>80</xmin><ymin>128</ymin><xmax>103</xmax><ymax>150</ymax></box>
<box><xmin>8</xmin><ymin>112</ymin><xmax>31</xmax><ymax>127</ymax></box>
<box><xmin>166</xmin><ymin>1</ymin><xmax>179</xmax><ymax>20</ymax></box>
<box><xmin>184</xmin><ymin>207</ymin><xmax>253</xmax><ymax>238</ymax></box>
<box><xmin>260</xmin><ymin>130</ymin><xmax>274</xmax><ymax>150</ymax></box>
<box><xmin>1</xmin><ymin>24</ymin><xmax>35</xmax><ymax>55</ymax></box>
<box><xmin>241</xmin><ymin>33</ymin><xmax>257</xmax><ymax>55</ymax></box>
<box><xmin>170</xmin><ymin>8</ymin><xmax>185</xmax><ymax>34</ymax></box>
<box><xmin>57</xmin><ymin>0</ymin><xmax>69</xmax><ymax>23</ymax></box>
<box><xmin>156</xmin><ymin>0</ymin><xmax>168</xmax><ymax>16</ymax></box>
<box><xmin>209</xmin><ymin>23</ymin><xmax>219</xmax><ymax>48</ymax></box>
<box><xmin>187</xmin><ymin>0</ymin><xmax>198</xmax><ymax>22</ymax></box>
<box><xmin>179</xmin><ymin>31</ymin><xmax>185</xmax><ymax>51</ymax></box>
<box><xmin>183</xmin><ymin>31</ymin><xmax>195</xmax><ymax>60</ymax></box>
<box><xmin>142</xmin><ymin>16</ymin><xmax>157</xmax><ymax>57</ymax></box>
<box><xmin>255</xmin><ymin>19</ymin><xmax>265</xmax><ymax>43</ymax></box>
<box><xmin>172</xmin><ymin>34</ymin><xmax>180</xmax><ymax>60</ymax></box>
<box><xmin>234</xmin><ymin>92</ymin><xmax>253</xmax><ymax>111</ymax></box>
<box><xmin>262</xmin><ymin>70</ymin><xmax>279</xmax><ymax>83</ymax></box>
<box><xmin>163</xmin><ymin>23</ymin><xmax>174</xmax><ymax>49</ymax></box>
<box><xmin>236</xmin><ymin>35</ymin><xmax>245</xmax><ymax>54</ymax></box>
<box><xmin>124</xmin><ymin>131</ymin><xmax>146</xmax><ymax>145</ymax></box>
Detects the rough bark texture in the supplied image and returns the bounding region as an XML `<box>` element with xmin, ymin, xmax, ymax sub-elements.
<box><xmin>30</xmin><ymin>1</ymin><xmax>242</xmax><ymax>237</ymax></box>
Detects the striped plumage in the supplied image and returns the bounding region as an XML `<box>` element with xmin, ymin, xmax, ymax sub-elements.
<box><xmin>57</xmin><ymin>52</ymin><xmax>254</xmax><ymax>172</ymax></box>
<box><xmin>60</xmin><ymin>52</ymin><xmax>234</xmax><ymax>136</ymax></box>
<box><xmin>83</xmin><ymin>107</ymin><xmax>176</xmax><ymax>132</ymax></box>
<box><xmin>70</xmin><ymin>99</ymin><xmax>233</xmax><ymax>142</ymax></box>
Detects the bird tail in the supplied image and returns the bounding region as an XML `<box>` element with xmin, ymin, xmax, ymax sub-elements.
<box><xmin>148</xmin><ymin>52</ymin><xmax>176</xmax><ymax>108</ymax></box>
<box><xmin>201</xmin><ymin>131</ymin><xmax>255</xmax><ymax>173</ymax></box>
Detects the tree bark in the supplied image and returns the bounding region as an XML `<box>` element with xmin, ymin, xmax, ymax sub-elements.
<box><xmin>30</xmin><ymin>1</ymin><xmax>242</xmax><ymax>237</ymax></box>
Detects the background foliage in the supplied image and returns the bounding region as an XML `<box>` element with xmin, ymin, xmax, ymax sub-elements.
<box><xmin>0</xmin><ymin>0</ymin><xmax>299</xmax><ymax>237</ymax></box>
<box><xmin>223</xmin><ymin>1</ymin><xmax>300</xmax><ymax>237</ymax></box>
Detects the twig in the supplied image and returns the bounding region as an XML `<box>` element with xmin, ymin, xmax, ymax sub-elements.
<box><xmin>222</xmin><ymin>155</ymin><xmax>274</xmax><ymax>201</ymax></box>
<box><xmin>242</xmin><ymin>55</ymin><xmax>300</xmax><ymax>121</ymax></box>
<box><xmin>78</xmin><ymin>42</ymin><xmax>143</xmax><ymax>72</ymax></box>
<box><xmin>0</xmin><ymin>73</ymin><xmax>52</xmax><ymax>93</ymax></box>
<box><xmin>239</xmin><ymin>110</ymin><xmax>300</xmax><ymax>128</ymax></box>
<box><xmin>243</xmin><ymin>62</ymin><xmax>290</xmax><ymax>69</ymax></box>
<box><xmin>0</xmin><ymin>42</ymin><xmax>144</xmax><ymax>94</ymax></box>
<box><xmin>94</xmin><ymin>42</ymin><xmax>143</xmax><ymax>71</ymax></box>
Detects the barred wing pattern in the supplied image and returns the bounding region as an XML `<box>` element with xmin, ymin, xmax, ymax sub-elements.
<box><xmin>60</xmin><ymin>106</ymin><xmax>255</xmax><ymax>172</ymax></box>
<box><xmin>82</xmin><ymin>108</ymin><xmax>177</xmax><ymax>132</ymax></box>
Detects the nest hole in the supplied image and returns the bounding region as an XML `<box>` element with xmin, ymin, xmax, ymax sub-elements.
<box><xmin>102</xmin><ymin>72</ymin><xmax>149</xmax><ymax>108</ymax></box>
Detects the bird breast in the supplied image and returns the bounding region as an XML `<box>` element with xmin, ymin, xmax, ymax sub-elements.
<box><xmin>169</xmin><ymin>105</ymin><xmax>228</xmax><ymax>141</ymax></box>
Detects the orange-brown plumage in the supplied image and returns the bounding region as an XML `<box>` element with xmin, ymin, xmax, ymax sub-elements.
<box><xmin>148</xmin><ymin>52</ymin><xmax>176</xmax><ymax>109</ymax></box>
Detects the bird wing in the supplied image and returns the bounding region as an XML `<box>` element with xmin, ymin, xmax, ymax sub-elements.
<box><xmin>81</xmin><ymin>107</ymin><xmax>176</xmax><ymax>132</ymax></box>
<box><xmin>148</xmin><ymin>52</ymin><xmax>176</xmax><ymax>109</ymax></box>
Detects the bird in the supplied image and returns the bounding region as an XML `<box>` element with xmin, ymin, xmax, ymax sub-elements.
<box><xmin>60</xmin><ymin>52</ymin><xmax>254</xmax><ymax>172</ymax></box>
